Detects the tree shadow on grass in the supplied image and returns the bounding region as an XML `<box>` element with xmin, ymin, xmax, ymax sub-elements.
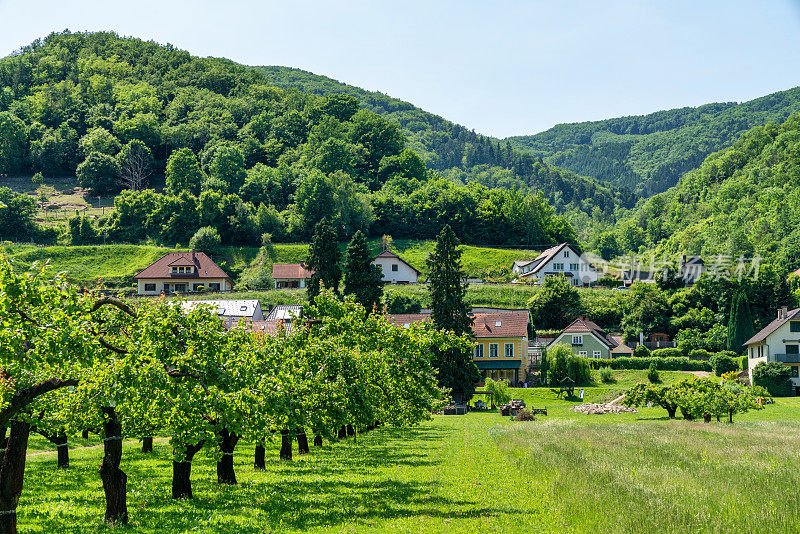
<box><xmin>21</xmin><ymin>424</ymin><xmax>515</xmax><ymax>532</ymax></box>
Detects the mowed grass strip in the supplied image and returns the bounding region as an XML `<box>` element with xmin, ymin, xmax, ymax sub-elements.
<box><xmin>18</xmin><ymin>394</ymin><xmax>800</xmax><ymax>533</ymax></box>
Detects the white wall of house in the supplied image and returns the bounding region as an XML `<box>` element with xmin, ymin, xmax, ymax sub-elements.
<box><xmin>372</xmin><ymin>257</ymin><xmax>418</xmax><ymax>284</ymax></box>
<box><xmin>747</xmin><ymin>318</ymin><xmax>800</xmax><ymax>387</ymax></box>
<box><xmin>525</xmin><ymin>246</ymin><xmax>599</xmax><ymax>286</ymax></box>
<box><xmin>137</xmin><ymin>278</ymin><xmax>231</xmax><ymax>295</ymax></box>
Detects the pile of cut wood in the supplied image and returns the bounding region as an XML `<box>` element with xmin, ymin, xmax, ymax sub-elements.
<box><xmin>571</xmin><ymin>403</ymin><xmax>637</xmax><ymax>415</ymax></box>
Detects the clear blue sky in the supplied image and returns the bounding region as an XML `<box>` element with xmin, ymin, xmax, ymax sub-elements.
<box><xmin>1</xmin><ymin>0</ymin><xmax>799</xmax><ymax>137</ymax></box>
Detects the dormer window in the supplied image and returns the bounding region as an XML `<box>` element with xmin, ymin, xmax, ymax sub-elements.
<box><xmin>564</xmin><ymin>250</ymin><xmax>570</xmax><ymax>258</ymax></box>
<box><xmin>495</xmin><ymin>321</ymin><xmax>502</xmax><ymax>327</ymax></box>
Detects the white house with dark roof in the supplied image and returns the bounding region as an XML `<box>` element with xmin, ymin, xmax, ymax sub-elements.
<box><xmin>515</xmin><ymin>243</ymin><xmax>598</xmax><ymax>286</ymax></box>
<box><xmin>371</xmin><ymin>250</ymin><xmax>419</xmax><ymax>284</ymax></box>
<box><xmin>745</xmin><ymin>307</ymin><xmax>800</xmax><ymax>393</ymax></box>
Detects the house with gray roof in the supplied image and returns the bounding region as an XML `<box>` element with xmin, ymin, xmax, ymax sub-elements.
<box><xmin>745</xmin><ymin>307</ymin><xmax>800</xmax><ymax>394</ymax></box>
<box><xmin>181</xmin><ymin>299</ymin><xmax>264</xmax><ymax>327</ymax></box>
<box><xmin>514</xmin><ymin>243</ymin><xmax>599</xmax><ymax>286</ymax></box>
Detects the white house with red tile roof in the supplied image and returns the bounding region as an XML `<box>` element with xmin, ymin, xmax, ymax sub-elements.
<box><xmin>134</xmin><ymin>251</ymin><xmax>233</xmax><ymax>295</ymax></box>
<box><xmin>386</xmin><ymin>310</ymin><xmax>531</xmax><ymax>384</ymax></box>
<box><xmin>272</xmin><ymin>263</ymin><xmax>315</xmax><ymax>289</ymax></box>
<box><xmin>515</xmin><ymin>243</ymin><xmax>599</xmax><ymax>286</ymax></box>
<box><xmin>371</xmin><ymin>250</ymin><xmax>419</xmax><ymax>284</ymax></box>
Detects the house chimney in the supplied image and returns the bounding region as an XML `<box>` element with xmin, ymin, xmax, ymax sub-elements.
<box><xmin>192</xmin><ymin>249</ymin><xmax>196</xmax><ymax>261</ymax></box>
<box><xmin>780</xmin><ymin>307</ymin><xmax>789</xmax><ymax>320</ymax></box>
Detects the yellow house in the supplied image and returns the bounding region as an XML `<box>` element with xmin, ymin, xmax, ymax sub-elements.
<box><xmin>387</xmin><ymin>309</ymin><xmax>530</xmax><ymax>385</ymax></box>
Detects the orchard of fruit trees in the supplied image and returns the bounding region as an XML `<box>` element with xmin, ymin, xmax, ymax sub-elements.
<box><xmin>0</xmin><ymin>255</ymin><xmax>467</xmax><ymax>533</ymax></box>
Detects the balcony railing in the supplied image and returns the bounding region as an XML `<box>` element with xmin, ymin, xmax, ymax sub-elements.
<box><xmin>774</xmin><ymin>353</ymin><xmax>800</xmax><ymax>363</ymax></box>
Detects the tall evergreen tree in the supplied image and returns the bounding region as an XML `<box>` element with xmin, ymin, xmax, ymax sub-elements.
<box><xmin>727</xmin><ymin>290</ymin><xmax>755</xmax><ymax>354</ymax></box>
<box><xmin>426</xmin><ymin>225</ymin><xmax>479</xmax><ymax>403</ymax></box>
<box><xmin>306</xmin><ymin>219</ymin><xmax>341</xmax><ymax>301</ymax></box>
<box><xmin>427</xmin><ymin>224</ymin><xmax>472</xmax><ymax>335</ymax></box>
<box><xmin>343</xmin><ymin>231</ymin><xmax>384</xmax><ymax>313</ymax></box>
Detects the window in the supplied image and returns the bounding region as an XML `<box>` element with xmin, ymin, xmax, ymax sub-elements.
<box><xmin>391</xmin><ymin>264</ymin><xmax>399</xmax><ymax>272</ymax></box>
<box><xmin>553</xmin><ymin>263</ymin><xmax>564</xmax><ymax>270</ymax></box>
<box><xmin>791</xmin><ymin>322</ymin><xmax>800</xmax><ymax>332</ymax></box>
<box><xmin>787</xmin><ymin>345</ymin><xmax>799</xmax><ymax>355</ymax></box>
<box><xmin>792</xmin><ymin>366</ymin><xmax>800</xmax><ymax>378</ymax></box>
<box><xmin>489</xmin><ymin>343</ymin><xmax>499</xmax><ymax>358</ymax></box>
<box><xmin>593</xmin><ymin>350</ymin><xmax>601</xmax><ymax>358</ymax></box>
<box><xmin>144</xmin><ymin>283</ymin><xmax>156</xmax><ymax>292</ymax></box>
<box><xmin>571</xmin><ymin>335</ymin><xmax>583</xmax><ymax>345</ymax></box>
<box><xmin>174</xmin><ymin>283</ymin><xmax>186</xmax><ymax>292</ymax></box>
<box><xmin>578</xmin><ymin>351</ymin><xmax>587</xmax><ymax>356</ymax></box>
<box><xmin>504</xmin><ymin>343</ymin><xmax>514</xmax><ymax>358</ymax></box>
<box><xmin>569</xmin><ymin>263</ymin><xmax>579</xmax><ymax>271</ymax></box>
<box><xmin>564</xmin><ymin>250</ymin><xmax>570</xmax><ymax>258</ymax></box>
<box><xmin>171</xmin><ymin>267</ymin><xmax>177</xmax><ymax>274</ymax></box>
<box><xmin>474</xmin><ymin>344</ymin><xmax>484</xmax><ymax>358</ymax></box>
<box><xmin>163</xmin><ymin>283</ymin><xmax>170</xmax><ymax>293</ymax></box>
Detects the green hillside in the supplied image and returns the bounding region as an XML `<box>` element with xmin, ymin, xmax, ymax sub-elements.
<box><xmin>616</xmin><ymin>112</ymin><xmax>800</xmax><ymax>269</ymax></box>
<box><xmin>0</xmin><ymin>240</ymin><xmax>538</xmax><ymax>289</ymax></box>
<box><xmin>507</xmin><ymin>87</ymin><xmax>800</xmax><ymax>197</ymax></box>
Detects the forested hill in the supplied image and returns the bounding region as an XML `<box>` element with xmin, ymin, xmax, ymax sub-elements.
<box><xmin>0</xmin><ymin>31</ymin><xmax>591</xmax><ymax>248</ymax></box>
<box><xmin>615</xmin><ymin>112</ymin><xmax>800</xmax><ymax>270</ymax></box>
<box><xmin>507</xmin><ymin>87</ymin><xmax>800</xmax><ymax>197</ymax></box>
<box><xmin>257</xmin><ymin>66</ymin><xmax>633</xmax><ymax>217</ymax></box>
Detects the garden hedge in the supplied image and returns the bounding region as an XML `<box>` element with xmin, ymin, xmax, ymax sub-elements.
<box><xmin>589</xmin><ymin>357</ymin><xmax>712</xmax><ymax>372</ymax></box>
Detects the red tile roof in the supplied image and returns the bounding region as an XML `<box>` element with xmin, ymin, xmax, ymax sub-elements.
<box><xmin>385</xmin><ymin>311</ymin><xmax>529</xmax><ymax>339</ymax></box>
<box><xmin>559</xmin><ymin>317</ymin><xmax>617</xmax><ymax>348</ymax></box>
<box><xmin>272</xmin><ymin>263</ymin><xmax>315</xmax><ymax>280</ymax></box>
<box><xmin>134</xmin><ymin>251</ymin><xmax>232</xmax><ymax>282</ymax></box>
<box><xmin>372</xmin><ymin>250</ymin><xmax>421</xmax><ymax>275</ymax></box>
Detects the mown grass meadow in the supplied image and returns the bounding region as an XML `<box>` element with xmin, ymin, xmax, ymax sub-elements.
<box><xmin>18</xmin><ymin>387</ymin><xmax>800</xmax><ymax>533</ymax></box>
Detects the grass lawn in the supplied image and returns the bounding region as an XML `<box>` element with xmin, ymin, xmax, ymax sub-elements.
<box><xmin>18</xmin><ymin>385</ymin><xmax>800</xmax><ymax>533</ymax></box>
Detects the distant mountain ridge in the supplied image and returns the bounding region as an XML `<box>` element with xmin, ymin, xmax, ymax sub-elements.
<box><xmin>506</xmin><ymin>87</ymin><xmax>800</xmax><ymax>196</ymax></box>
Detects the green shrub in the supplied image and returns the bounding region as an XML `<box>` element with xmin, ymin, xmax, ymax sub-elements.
<box><xmin>710</xmin><ymin>353</ymin><xmax>738</xmax><ymax>377</ymax></box>
<box><xmin>545</xmin><ymin>344</ymin><xmax>592</xmax><ymax>386</ymax></box>
<box><xmin>384</xmin><ymin>293</ymin><xmax>422</xmax><ymax>314</ymax></box>
<box><xmin>651</xmin><ymin>348</ymin><xmax>682</xmax><ymax>359</ymax></box>
<box><xmin>189</xmin><ymin>226</ymin><xmax>221</xmax><ymax>254</ymax></box>
<box><xmin>688</xmin><ymin>349</ymin><xmax>712</xmax><ymax>360</ymax></box>
<box><xmin>633</xmin><ymin>345</ymin><xmax>651</xmax><ymax>358</ymax></box>
<box><xmin>598</xmin><ymin>366</ymin><xmax>615</xmax><ymax>383</ymax></box>
<box><xmin>647</xmin><ymin>363</ymin><xmax>660</xmax><ymax>383</ymax></box>
<box><xmin>740</xmin><ymin>355</ymin><xmax>748</xmax><ymax>371</ymax></box>
<box><xmin>752</xmin><ymin>362</ymin><xmax>793</xmax><ymax>397</ymax></box>
<box><xmin>483</xmin><ymin>377</ymin><xmax>512</xmax><ymax>406</ymax></box>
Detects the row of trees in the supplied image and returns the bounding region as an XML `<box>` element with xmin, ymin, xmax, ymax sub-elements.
<box><xmin>624</xmin><ymin>377</ymin><xmax>767</xmax><ymax>422</ymax></box>
<box><xmin>0</xmin><ymin>253</ymin><xmax>470</xmax><ymax>532</ymax></box>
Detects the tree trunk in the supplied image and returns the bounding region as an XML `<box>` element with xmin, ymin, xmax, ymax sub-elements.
<box><xmin>172</xmin><ymin>441</ymin><xmax>203</xmax><ymax>499</ymax></box>
<box><xmin>346</xmin><ymin>425</ymin><xmax>355</xmax><ymax>437</ymax></box>
<box><xmin>296</xmin><ymin>431</ymin><xmax>309</xmax><ymax>455</ymax></box>
<box><xmin>98</xmin><ymin>407</ymin><xmax>127</xmax><ymax>525</ymax></box>
<box><xmin>215</xmin><ymin>429</ymin><xmax>239</xmax><ymax>485</ymax></box>
<box><xmin>280</xmin><ymin>430</ymin><xmax>292</xmax><ymax>461</ymax></box>
<box><xmin>81</xmin><ymin>429</ymin><xmax>90</xmax><ymax>440</ymax></box>
<box><xmin>338</xmin><ymin>426</ymin><xmax>347</xmax><ymax>439</ymax></box>
<box><xmin>680</xmin><ymin>408</ymin><xmax>694</xmax><ymax>420</ymax></box>
<box><xmin>665</xmin><ymin>405</ymin><xmax>677</xmax><ymax>418</ymax></box>
<box><xmin>53</xmin><ymin>433</ymin><xmax>68</xmax><ymax>468</ymax></box>
<box><xmin>313</xmin><ymin>435</ymin><xmax>323</xmax><ymax>447</ymax></box>
<box><xmin>729</xmin><ymin>410</ymin><xmax>734</xmax><ymax>423</ymax></box>
<box><xmin>141</xmin><ymin>436</ymin><xmax>153</xmax><ymax>453</ymax></box>
<box><xmin>703</xmin><ymin>413</ymin><xmax>712</xmax><ymax>423</ymax></box>
<box><xmin>0</xmin><ymin>420</ymin><xmax>30</xmax><ymax>534</ymax></box>
<box><xmin>254</xmin><ymin>442</ymin><xmax>265</xmax><ymax>470</ymax></box>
